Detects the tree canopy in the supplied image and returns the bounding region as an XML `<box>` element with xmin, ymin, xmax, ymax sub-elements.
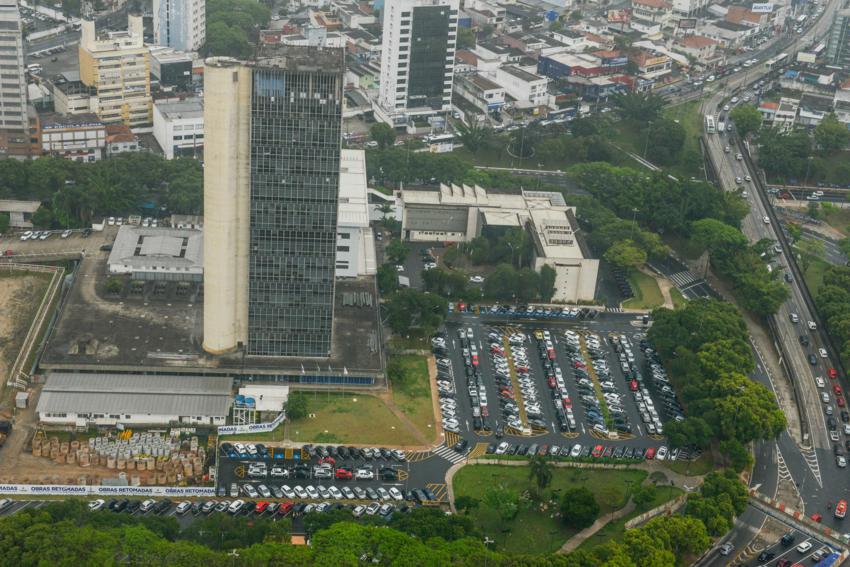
<box><xmin>202</xmin><ymin>0</ymin><xmax>270</xmax><ymax>57</ymax></box>
<box><xmin>729</xmin><ymin>105</ymin><xmax>762</xmax><ymax>138</ymax></box>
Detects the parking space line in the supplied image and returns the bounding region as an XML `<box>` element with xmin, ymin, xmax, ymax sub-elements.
<box><xmin>468</xmin><ymin>442</ymin><xmax>489</xmax><ymax>459</ymax></box>
<box><xmin>426</xmin><ymin>483</ymin><xmax>448</xmax><ymax>501</ymax></box>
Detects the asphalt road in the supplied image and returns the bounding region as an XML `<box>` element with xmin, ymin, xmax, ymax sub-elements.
<box><xmin>698</xmin><ymin>0</ymin><xmax>850</xmax><ymax>556</ymax></box>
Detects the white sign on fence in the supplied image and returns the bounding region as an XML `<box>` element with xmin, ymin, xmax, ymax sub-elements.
<box><xmin>217</xmin><ymin>411</ymin><xmax>286</xmax><ymax>436</ymax></box>
<box><xmin>0</xmin><ymin>484</ymin><xmax>216</xmax><ymax>497</ymax></box>
<box><xmin>751</xmin><ymin>3</ymin><xmax>774</xmax><ymax>12</ymax></box>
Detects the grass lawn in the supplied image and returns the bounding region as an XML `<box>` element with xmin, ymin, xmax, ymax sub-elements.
<box><xmin>820</xmin><ymin>206</ymin><xmax>850</xmax><ymax>237</ymax></box>
<box><xmin>229</xmin><ymin>393</ymin><xmax>422</xmax><ymax>446</ymax></box>
<box><xmin>622</xmin><ymin>271</ymin><xmax>665</xmax><ymax>310</ymax></box>
<box><xmin>452</xmin><ymin>465</ymin><xmax>647</xmax><ymax>554</ymax></box>
<box><xmin>802</xmin><ymin>255</ymin><xmax>830</xmax><ymax>296</ymax></box>
<box><xmin>670</xmin><ymin>288</ymin><xmax>688</xmax><ymax>310</ymax></box>
<box><xmin>389</xmin><ymin>335</ymin><xmax>429</xmax><ymax>352</ymax></box>
<box><xmin>663</xmin><ymin>452</ymin><xmax>715</xmax><ymax>476</ymax></box>
<box><xmin>576</xmin><ymin>485</ymin><xmax>684</xmax><ymax>552</ymax></box>
<box><xmin>390</xmin><ymin>355</ymin><xmax>436</xmax><ymax>440</ymax></box>
<box><xmin>610</xmin><ymin>101</ymin><xmax>704</xmax><ymax>179</ymax></box>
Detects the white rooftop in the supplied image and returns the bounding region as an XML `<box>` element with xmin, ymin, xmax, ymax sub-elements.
<box><xmin>338</xmin><ymin>149</ymin><xmax>370</xmax><ymax>228</ymax></box>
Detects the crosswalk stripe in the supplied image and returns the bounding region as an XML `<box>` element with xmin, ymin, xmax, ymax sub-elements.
<box><xmin>433</xmin><ymin>444</ymin><xmax>466</xmax><ymax>464</ymax></box>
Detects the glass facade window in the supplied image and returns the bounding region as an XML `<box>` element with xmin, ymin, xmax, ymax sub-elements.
<box><xmin>407</xmin><ymin>5</ymin><xmax>452</xmax><ymax>110</ymax></box>
<box><xmin>247</xmin><ymin>66</ymin><xmax>342</xmax><ymax>357</ymax></box>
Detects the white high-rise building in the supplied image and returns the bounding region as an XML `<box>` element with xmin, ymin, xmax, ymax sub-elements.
<box><xmin>0</xmin><ymin>0</ymin><xmax>29</xmax><ymax>157</ymax></box>
<box><xmin>153</xmin><ymin>0</ymin><xmax>206</xmax><ymax>52</ymax></box>
<box><xmin>378</xmin><ymin>0</ymin><xmax>459</xmax><ymax>125</ymax></box>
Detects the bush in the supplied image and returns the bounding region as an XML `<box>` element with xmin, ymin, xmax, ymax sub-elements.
<box><xmin>560</xmin><ymin>486</ymin><xmax>600</xmax><ymax>530</ymax></box>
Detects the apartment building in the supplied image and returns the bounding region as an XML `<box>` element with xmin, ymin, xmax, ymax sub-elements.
<box><xmin>153</xmin><ymin>0</ymin><xmax>205</xmax><ymax>52</ymax></box>
<box><xmin>78</xmin><ymin>14</ymin><xmax>153</xmax><ymax>128</ymax></box>
<box><xmin>0</xmin><ymin>0</ymin><xmax>31</xmax><ymax>157</ymax></box>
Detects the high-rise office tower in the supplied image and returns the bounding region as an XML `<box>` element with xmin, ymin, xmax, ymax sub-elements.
<box><xmin>203</xmin><ymin>46</ymin><xmax>344</xmax><ymax>358</ymax></box>
<box><xmin>153</xmin><ymin>0</ymin><xmax>206</xmax><ymax>52</ymax></box>
<box><xmin>826</xmin><ymin>9</ymin><xmax>850</xmax><ymax>67</ymax></box>
<box><xmin>378</xmin><ymin>0</ymin><xmax>459</xmax><ymax>123</ymax></box>
<box><xmin>0</xmin><ymin>0</ymin><xmax>29</xmax><ymax>157</ymax></box>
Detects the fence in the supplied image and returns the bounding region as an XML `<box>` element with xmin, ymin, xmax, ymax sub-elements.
<box><xmin>624</xmin><ymin>494</ymin><xmax>688</xmax><ymax>529</ymax></box>
<box><xmin>0</xmin><ymin>484</ymin><xmax>215</xmax><ymax>497</ymax></box>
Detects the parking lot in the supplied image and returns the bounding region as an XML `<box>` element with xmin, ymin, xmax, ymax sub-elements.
<box><xmin>434</xmin><ymin>311</ymin><xmax>696</xmax><ymax>462</ymax></box>
<box><xmin>215</xmin><ymin>443</ymin><xmax>450</xmax><ymax>514</ymax></box>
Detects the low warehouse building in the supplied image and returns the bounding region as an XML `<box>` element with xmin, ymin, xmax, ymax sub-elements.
<box><xmin>107</xmin><ymin>224</ymin><xmax>203</xmax><ymax>281</ymax></box>
<box><xmin>36</xmin><ymin>373</ymin><xmax>233</xmax><ymax>427</ymax></box>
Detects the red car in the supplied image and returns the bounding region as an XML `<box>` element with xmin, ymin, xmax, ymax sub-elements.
<box><xmin>335</xmin><ymin>468</ymin><xmax>353</xmax><ymax>480</ymax></box>
<box><xmin>836</xmin><ymin>499</ymin><xmax>847</xmax><ymax>519</ymax></box>
<box><xmin>811</xmin><ymin>513</ymin><xmax>822</xmax><ymax>523</ymax></box>
<box><xmin>838</xmin><ymin>396</ymin><xmax>846</xmax><ymax>408</ymax></box>
<box><xmin>573</xmin><ymin>361</ymin><xmax>586</xmax><ymax>369</ymax></box>
<box><xmin>834</xmin><ymin>384</ymin><xmax>843</xmax><ymax>396</ymax></box>
<box><xmin>320</xmin><ymin>456</ymin><xmax>336</xmax><ymax>466</ymax></box>
<box><xmin>629</xmin><ymin>380</ymin><xmax>638</xmax><ymax>392</ymax></box>
<box><xmin>645</xmin><ymin>447</ymin><xmax>657</xmax><ymax>460</ymax></box>
<box><xmin>829</xmin><ymin>368</ymin><xmax>839</xmax><ymax>380</ymax></box>
<box><xmin>548</xmin><ymin>376</ymin><xmax>557</xmax><ymax>388</ymax></box>
<box><xmin>547</xmin><ymin>350</ymin><xmax>556</xmax><ymax>361</ymax></box>
<box><xmin>278</xmin><ymin>501</ymin><xmax>293</xmax><ymax>515</ymax></box>
<box><xmin>592</xmin><ymin>445</ymin><xmax>604</xmax><ymax>458</ymax></box>
<box><xmin>562</xmin><ymin>397</ymin><xmax>572</xmax><ymax>409</ymax></box>
<box><xmin>481</xmin><ymin>406</ymin><xmax>489</xmax><ymax>417</ymax></box>
<box><xmin>255</xmin><ymin>501</ymin><xmax>269</xmax><ymax>513</ymax></box>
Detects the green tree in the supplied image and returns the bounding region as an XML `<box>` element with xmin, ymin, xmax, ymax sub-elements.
<box><xmin>664</xmin><ymin>416</ymin><xmax>713</xmax><ymax>449</ymax></box>
<box><xmin>645</xmin><ymin>118</ymin><xmax>685</xmax><ymax>165</ymax></box>
<box><xmin>457</xmin><ymin>26</ymin><xmax>476</xmax><ymax>49</ymax></box>
<box><xmin>797</xmin><ymin>237</ymin><xmax>825</xmax><ymax>273</ymax></box>
<box><xmin>786</xmin><ymin>222</ymin><xmax>803</xmax><ymax>243</ymax></box>
<box><xmin>604</xmin><ymin>239</ymin><xmax>647</xmax><ymax>270</ymax></box>
<box><xmin>370</xmin><ymin>123</ymin><xmax>397</xmax><ymax>150</ymax></box>
<box><xmin>814</xmin><ymin>113</ymin><xmax>850</xmax><ymax>154</ymax></box>
<box><xmin>286</xmin><ymin>391</ymin><xmax>309</xmax><ymax>420</ymax></box>
<box><xmin>386</xmin><ymin>238</ymin><xmax>408</xmax><ymax>264</ymax></box>
<box><xmin>377</xmin><ymin>263</ymin><xmax>400</xmax><ymax>294</ymax></box>
<box><xmin>385</xmin><ymin>288</ymin><xmax>447</xmax><ymax>337</ymax></box>
<box><xmin>483</xmin><ymin>264</ymin><xmax>519</xmax><ymax>301</ymax></box>
<box><xmin>201</xmin><ymin>21</ymin><xmax>253</xmax><ymax>57</ymax></box>
<box><xmin>0</xmin><ymin>212</ymin><xmax>9</xmax><ymax>234</ymax></box>
<box><xmin>539</xmin><ymin>264</ymin><xmax>557</xmax><ymax>301</ymax></box>
<box><xmin>631</xmin><ymin>484</ymin><xmax>657</xmax><ymax>510</ymax></box>
<box><xmin>528</xmin><ymin>456</ymin><xmax>553</xmax><ymax>491</ymax></box>
<box><xmin>454</xmin><ymin>495</ymin><xmax>480</xmax><ymax>514</ymax></box>
<box><xmin>483</xmin><ymin>486</ymin><xmax>520</xmax><ymax>535</ymax></box>
<box><xmin>455</xmin><ymin>121</ymin><xmax>488</xmax><ymax>154</ymax></box>
<box><xmin>613</xmin><ymin>91</ymin><xmax>665</xmax><ymax>124</ymax></box>
<box><xmin>719</xmin><ymin>439</ymin><xmax>754</xmax><ymax>472</ymax></box>
<box><xmin>729</xmin><ymin>105</ymin><xmax>762</xmax><ymax>138</ymax></box>
<box><xmin>560</xmin><ymin>486</ymin><xmax>600</xmax><ymax>530</ymax></box>
<box><xmin>105</xmin><ymin>277</ymin><xmax>123</xmax><ymax>294</ymax></box>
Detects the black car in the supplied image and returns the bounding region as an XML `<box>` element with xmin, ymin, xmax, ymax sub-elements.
<box><xmin>828</xmin><ymin>416</ymin><xmax>838</xmax><ymax>430</ymax></box>
<box><xmin>380</xmin><ymin>468</ymin><xmax>398</xmax><ymax>481</ymax></box>
<box><xmin>107</xmin><ymin>499</ymin><xmax>119</xmax><ymax>511</ymax></box>
<box><xmin>126</xmin><ymin>500</ymin><xmax>141</xmax><ymax>513</ymax></box>
<box><xmin>244</xmin><ymin>502</ymin><xmax>256</xmax><ymax>514</ymax></box>
<box><xmin>756</xmin><ymin>550</ymin><xmax>775</xmax><ymax>562</ymax></box>
<box><xmin>114</xmin><ymin>499</ymin><xmax>128</xmax><ymax>513</ymax></box>
<box><xmin>842</xmin><ymin>411</ymin><xmax>850</xmax><ymax>423</ymax></box>
<box><xmin>191</xmin><ymin>501</ymin><xmax>203</xmax><ymax>515</ymax></box>
<box><xmin>809</xmin><ymin>354</ymin><xmax>818</xmax><ymax>365</ymax></box>
<box><xmin>799</xmin><ymin>335</ymin><xmax>810</xmax><ymax>346</ymax></box>
<box><xmin>154</xmin><ymin>499</ymin><xmax>172</xmax><ymax>514</ymax></box>
<box><xmin>780</xmin><ymin>532</ymin><xmax>795</xmax><ymax>546</ymax></box>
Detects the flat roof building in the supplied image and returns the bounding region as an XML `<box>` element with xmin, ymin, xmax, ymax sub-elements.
<box><xmin>336</xmin><ymin>149</ymin><xmax>377</xmax><ymax>278</ymax></box>
<box><xmin>401</xmin><ymin>186</ymin><xmax>598</xmax><ymax>302</ymax></box>
<box><xmin>37</xmin><ymin>373</ymin><xmax>232</xmax><ymax>427</ymax></box>
<box><xmin>107</xmin><ymin>225</ymin><xmax>203</xmax><ymax>281</ymax></box>
<box><xmin>153</xmin><ymin>97</ymin><xmax>203</xmax><ymax>159</ymax></box>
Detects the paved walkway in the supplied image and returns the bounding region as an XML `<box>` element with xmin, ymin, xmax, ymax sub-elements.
<box><xmin>558</xmin><ymin>498</ymin><xmax>636</xmax><ymax>554</ymax></box>
<box><xmin>638</xmin><ymin>266</ymin><xmax>674</xmax><ymax>309</ymax></box>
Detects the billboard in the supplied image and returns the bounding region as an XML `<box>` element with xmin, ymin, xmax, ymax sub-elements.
<box><xmin>678</xmin><ymin>18</ymin><xmax>697</xmax><ymax>29</ymax></box>
<box><xmin>751</xmin><ymin>3</ymin><xmax>774</xmax><ymax>12</ymax></box>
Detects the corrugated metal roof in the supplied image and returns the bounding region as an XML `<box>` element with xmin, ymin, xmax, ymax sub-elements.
<box><xmin>36</xmin><ymin>373</ymin><xmax>232</xmax><ymax>417</ymax></box>
<box><xmin>405</xmin><ymin>206</ymin><xmax>468</xmax><ymax>232</ymax></box>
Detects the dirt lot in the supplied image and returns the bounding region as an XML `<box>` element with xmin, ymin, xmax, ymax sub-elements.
<box><xmin>0</xmin><ymin>272</ymin><xmax>49</xmax><ymax>396</ymax></box>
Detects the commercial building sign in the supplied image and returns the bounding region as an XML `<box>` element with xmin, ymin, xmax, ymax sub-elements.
<box><xmin>0</xmin><ymin>485</ymin><xmax>216</xmax><ymax>497</ymax></box>
<box><xmin>751</xmin><ymin>3</ymin><xmax>774</xmax><ymax>12</ymax></box>
<box><xmin>217</xmin><ymin>411</ymin><xmax>286</xmax><ymax>436</ymax></box>
<box><xmin>678</xmin><ymin>18</ymin><xmax>697</xmax><ymax>29</ymax></box>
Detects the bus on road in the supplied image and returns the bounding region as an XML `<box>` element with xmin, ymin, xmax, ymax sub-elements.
<box><xmin>704</xmin><ymin>114</ymin><xmax>716</xmax><ymax>134</ymax></box>
<box><xmin>765</xmin><ymin>53</ymin><xmax>788</xmax><ymax>71</ymax></box>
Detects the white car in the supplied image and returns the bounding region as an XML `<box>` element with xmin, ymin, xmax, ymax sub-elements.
<box><xmin>656</xmin><ymin>446</ymin><xmax>668</xmax><ymax>461</ymax></box>
<box><xmin>140</xmin><ymin>499</ymin><xmax>156</xmax><ymax>512</ymax></box>
<box><xmin>88</xmin><ymin>499</ymin><xmax>105</xmax><ymax>511</ymax></box>
<box><xmin>257</xmin><ymin>484</ymin><xmax>271</xmax><ymax>498</ymax></box>
<box><xmin>306</xmin><ymin>485</ymin><xmax>320</xmax><ymax>499</ymax></box>
<box><xmin>107</xmin><ymin>217</ymin><xmax>116</xmax><ymax>225</ymax></box>
<box><xmin>762</xmin><ymin>216</ymin><xmax>770</xmax><ymax>224</ymax></box>
<box><xmin>469</xmin><ymin>275</ymin><xmax>485</xmax><ymax>283</ymax></box>
<box><xmin>242</xmin><ymin>484</ymin><xmax>259</xmax><ymax>498</ymax></box>
<box><xmin>228</xmin><ymin>500</ymin><xmax>245</xmax><ymax>514</ymax></box>
<box><xmin>61</xmin><ymin>229</ymin><xmax>72</xmax><ymax>238</ymax></box>
<box><xmin>281</xmin><ymin>485</ymin><xmax>295</xmax><ymax>498</ymax></box>
<box><xmin>294</xmin><ymin>485</ymin><xmax>308</xmax><ymax>499</ymax></box>
<box><xmin>19</xmin><ymin>230</ymin><xmax>32</xmax><ymax>241</ymax></box>
<box><xmin>808</xmin><ymin>321</ymin><xmax>817</xmax><ymax>330</ymax></box>
<box><xmin>819</xmin><ymin>348</ymin><xmax>828</xmax><ymax>358</ymax></box>
<box><xmin>270</xmin><ymin>466</ymin><xmax>289</xmax><ymax>478</ymax></box>
<box><xmin>796</xmin><ymin>541</ymin><xmax>813</xmax><ymax>553</ymax></box>
<box><xmin>355</xmin><ymin>467</ymin><xmax>375</xmax><ymax>480</ymax></box>
<box><xmin>377</xmin><ymin>487</ymin><xmax>391</xmax><ymax>501</ymax></box>
<box><xmin>389</xmin><ymin>487</ymin><xmax>404</xmax><ymax>501</ymax></box>
<box><xmin>176</xmin><ymin>501</ymin><xmax>192</xmax><ymax>515</ymax></box>
<box><xmin>815</xmin><ymin>376</ymin><xmax>826</xmax><ymax>388</ymax></box>
<box><xmin>395</xmin><ymin>264</ymin><xmax>404</xmax><ymax>272</ymax></box>
<box><xmin>570</xmin><ymin>444</ymin><xmax>582</xmax><ymax>457</ymax></box>
<box><xmin>495</xmin><ymin>441</ymin><xmax>509</xmax><ymax>455</ymax></box>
